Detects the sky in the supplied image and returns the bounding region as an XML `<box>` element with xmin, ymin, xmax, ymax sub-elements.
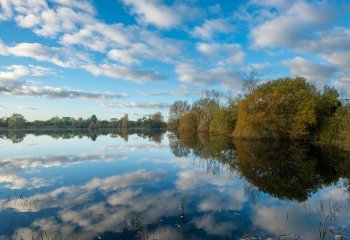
<box><xmin>0</xmin><ymin>0</ymin><xmax>349</xmax><ymax>121</ymax></box>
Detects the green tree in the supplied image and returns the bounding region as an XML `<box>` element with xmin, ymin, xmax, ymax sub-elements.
<box><xmin>209</xmin><ymin>108</ymin><xmax>236</xmax><ymax>135</ymax></box>
<box><xmin>7</xmin><ymin>114</ymin><xmax>26</xmax><ymax>129</ymax></box>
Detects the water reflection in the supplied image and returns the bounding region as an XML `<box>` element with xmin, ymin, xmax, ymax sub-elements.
<box><xmin>234</xmin><ymin>140</ymin><xmax>350</xmax><ymax>201</ymax></box>
<box><xmin>0</xmin><ymin>131</ymin><xmax>348</xmax><ymax>239</ymax></box>
<box><xmin>0</xmin><ymin>128</ymin><xmax>166</xmax><ymax>143</ymax></box>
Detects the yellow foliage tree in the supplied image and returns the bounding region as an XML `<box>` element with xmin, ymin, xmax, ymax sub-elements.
<box><xmin>233</xmin><ymin>77</ymin><xmax>320</xmax><ymax>140</ymax></box>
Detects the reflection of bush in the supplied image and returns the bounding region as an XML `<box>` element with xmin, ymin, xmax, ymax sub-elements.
<box><xmin>234</xmin><ymin>140</ymin><xmax>350</xmax><ymax>201</ymax></box>
<box><xmin>169</xmin><ymin>132</ymin><xmax>350</xmax><ymax>201</ymax></box>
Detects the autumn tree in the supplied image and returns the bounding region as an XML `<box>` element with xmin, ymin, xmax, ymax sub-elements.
<box><xmin>192</xmin><ymin>98</ymin><xmax>220</xmax><ymax>133</ymax></box>
<box><xmin>209</xmin><ymin>108</ymin><xmax>236</xmax><ymax>135</ymax></box>
<box><xmin>121</xmin><ymin>114</ymin><xmax>129</xmax><ymax>129</ymax></box>
<box><xmin>178</xmin><ymin>111</ymin><xmax>198</xmax><ymax>134</ymax></box>
<box><xmin>233</xmin><ymin>77</ymin><xmax>321</xmax><ymax>140</ymax></box>
<box><xmin>168</xmin><ymin>100</ymin><xmax>190</xmax><ymax>130</ymax></box>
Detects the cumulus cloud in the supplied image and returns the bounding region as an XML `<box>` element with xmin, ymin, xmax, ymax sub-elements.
<box><xmin>121</xmin><ymin>0</ymin><xmax>202</xmax><ymax>29</ymax></box>
<box><xmin>107</xmin><ymin>49</ymin><xmax>139</xmax><ymax>65</ymax></box>
<box><xmin>84</xmin><ymin>63</ymin><xmax>166</xmax><ymax>83</ymax></box>
<box><xmin>60</xmin><ymin>23</ymin><xmax>130</xmax><ymax>52</ymax></box>
<box><xmin>250</xmin><ymin>1</ymin><xmax>336</xmax><ymax>49</ymax></box>
<box><xmin>2</xmin><ymin>0</ymin><xmax>95</xmax><ymax>38</ymax></box>
<box><xmin>192</xmin><ymin>18</ymin><xmax>234</xmax><ymax>39</ymax></box>
<box><xmin>176</xmin><ymin>63</ymin><xmax>242</xmax><ymax>88</ymax></box>
<box><xmin>196</xmin><ymin>43</ymin><xmax>245</xmax><ymax>65</ymax></box>
<box><xmin>297</xmin><ymin>27</ymin><xmax>350</xmax><ymax>54</ymax></box>
<box><xmin>0</xmin><ymin>65</ymin><xmax>29</xmax><ymax>86</ymax></box>
<box><xmin>0</xmin><ymin>41</ymin><xmax>90</xmax><ymax>68</ymax></box>
<box><xmin>284</xmin><ymin>57</ymin><xmax>337</xmax><ymax>86</ymax></box>
<box><xmin>0</xmin><ymin>64</ymin><xmax>128</xmax><ymax>100</ymax></box>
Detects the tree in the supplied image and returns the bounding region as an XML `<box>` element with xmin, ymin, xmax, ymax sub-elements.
<box><xmin>233</xmin><ymin>77</ymin><xmax>320</xmax><ymax>140</ymax></box>
<box><xmin>192</xmin><ymin>98</ymin><xmax>220</xmax><ymax>132</ymax></box>
<box><xmin>121</xmin><ymin>114</ymin><xmax>129</xmax><ymax>128</ymax></box>
<box><xmin>242</xmin><ymin>70</ymin><xmax>259</xmax><ymax>96</ymax></box>
<box><xmin>178</xmin><ymin>111</ymin><xmax>198</xmax><ymax>134</ymax></box>
<box><xmin>209</xmin><ymin>108</ymin><xmax>236</xmax><ymax>135</ymax></box>
<box><xmin>7</xmin><ymin>114</ymin><xmax>26</xmax><ymax>129</ymax></box>
<box><xmin>168</xmin><ymin>100</ymin><xmax>190</xmax><ymax>130</ymax></box>
<box><xmin>90</xmin><ymin>115</ymin><xmax>98</xmax><ymax>124</ymax></box>
<box><xmin>319</xmin><ymin>105</ymin><xmax>350</xmax><ymax>151</ymax></box>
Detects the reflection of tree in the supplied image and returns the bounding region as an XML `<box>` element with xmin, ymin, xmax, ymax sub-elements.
<box><xmin>0</xmin><ymin>129</ymin><xmax>166</xmax><ymax>144</ymax></box>
<box><xmin>168</xmin><ymin>133</ymin><xmax>190</xmax><ymax>158</ymax></box>
<box><xmin>6</xmin><ymin>130</ymin><xmax>25</xmax><ymax>143</ymax></box>
<box><xmin>234</xmin><ymin>140</ymin><xmax>350</xmax><ymax>202</ymax></box>
<box><xmin>169</xmin><ymin>132</ymin><xmax>350</xmax><ymax>201</ymax></box>
<box><xmin>168</xmin><ymin>132</ymin><xmax>237</xmax><ymax>174</ymax></box>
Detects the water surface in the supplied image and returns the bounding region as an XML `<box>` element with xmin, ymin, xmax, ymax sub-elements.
<box><xmin>0</xmin><ymin>131</ymin><xmax>349</xmax><ymax>239</ymax></box>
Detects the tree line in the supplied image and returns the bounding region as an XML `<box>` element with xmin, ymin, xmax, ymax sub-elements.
<box><xmin>0</xmin><ymin>112</ymin><xmax>167</xmax><ymax>130</ymax></box>
<box><xmin>168</xmin><ymin>76</ymin><xmax>350</xmax><ymax>150</ymax></box>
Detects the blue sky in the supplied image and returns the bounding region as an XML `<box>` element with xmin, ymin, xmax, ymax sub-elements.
<box><xmin>0</xmin><ymin>0</ymin><xmax>349</xmax><ymax>120</ymax></box>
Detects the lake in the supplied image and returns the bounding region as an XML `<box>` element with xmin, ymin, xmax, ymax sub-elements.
<box><xmin>0</xmin><ymin>130</ymin><xmax>349</xmax><ymax>240</ymax></box>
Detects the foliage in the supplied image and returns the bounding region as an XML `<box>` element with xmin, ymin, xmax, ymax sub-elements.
<box><xmin>178</xmin><ymin>111</ymin><xmax>198</xmax><ymax>134</ymax></box>
<box><xmin>233</xmin><ymin>77</ymin><xmax>322</xmax><ymax>140</ymax></box>
<box><xmin>168</xmin><ymin>100</ymin><xmax>190</xmax><ymax>130</ymax></box>
<box><xmin>209</xmin><ymin>108</ymin><xmax>236</xmax><ymax>135</ymax></box>
<box><xmin>319</xmin><ymin>105</ymin><xmax>350</xmax><ymax>151</ymax></box>
<box><xmin>7</xmin><ymin>114</ymin><xmax>26</xmax><ymax>129</ymax></box>
<box><xmin>192</xmin><ymin>97</ymin><xmax>220</xmax><ymax>132</ymax></box>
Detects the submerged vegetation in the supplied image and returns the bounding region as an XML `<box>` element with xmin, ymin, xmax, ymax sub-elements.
<box><xmin>169</xmin><ymin>76</ymin><xmax>350</xmax><ymax>150</ymax></box>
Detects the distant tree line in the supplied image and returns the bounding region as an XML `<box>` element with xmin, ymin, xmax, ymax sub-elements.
<box><xmin>0</xmin><ymin>112</ymin><xmax>167</xmax><ymax>130</ymax></box>
<box><xmin>168</xmin><ymin>76</ymin><xmax>350</xmax><ymax>150</ymax></box>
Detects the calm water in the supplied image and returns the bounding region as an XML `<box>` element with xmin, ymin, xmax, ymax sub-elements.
<box><xmin>0</xmin><ymin>130</ymin><xmax>349</xmax><ymax>240</ymax></box>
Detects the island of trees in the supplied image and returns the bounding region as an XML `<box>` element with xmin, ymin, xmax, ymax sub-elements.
<box><xmin>168</xmin><ymin>76</ymin><xmax>350</xmax><ymax>151</ymax></box>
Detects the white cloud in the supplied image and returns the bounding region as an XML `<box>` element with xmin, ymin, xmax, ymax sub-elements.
<box><xmin>251</xmin><ymin>1</ymin><xmax>336</xmax><ymax>49</ymax></box>
<box><xmin>121</xmin><ymin>0</ymin><xmax>201</xmax><ymax>29</ymax></box>
<box><xmin>176</xmin><ymin>63</ymin><xmax>242</xmax><ymax>88</ymax></box>
<box><xmin>0</xmin><ymin>0</ymin><xmax>12</xmax><ymax>20</ymax></box>
<box><xmin>284</xmin><ymin>57</ymin><xmax>337</xmax><ymax>86</ymax></box>
<box><xmin>0</xmin><ymin>64</ymin><xmax>128</xmax><ymax>100</ymax></box>
<box><xmin>60</xmin><ymin>23</ymin><xmax>129</xmax><ymax>52</ymax></box>
<box><xmin>192</xmin><ymin>18</ymin><xmax>234</xmax><ymax>39</ymax></box>
<box><xmin>3</xmin><ymin>0</ymin><xmax>95</xmax><ymax>38</ymax></box>
<box><xmin>122</xmin><ymin>0</ymin><xmax>180</xmax><ymax>28</ymax></box>
<box><xmin>297</xmin><ymin>27</ymin><xmax>350</xmax><ymax>54</ymax></box>
<box><xmin>108</xmin><ymin>49</ymin><xmax>139</xmax><ymax>65</ymax></box>
<box><xmin>84</xmin><ymin>63</ymin><xmax>166</xmax><ymax>83</ymax></box>
<box><xmin>51</xmin><ymin>0</ymin><xmax>95</xmax><ymax>14</ymax></box>
<box><xmin>0</xmin><ymin>65</ymin><xmax>29</xmax><ymax>86</ymax></box>
<box><xmin>104</xmin><ymin>101</ymin><xmax>171</xmax><ymax>109</ymax></box>
<box><xmin>197</xmin><ymin>43</ymin><xmax>245</xmax><ymax>65</ymax></box>
<box><xmin>1</xmin><ymin>41</ymin><xmax>90</xmax><ymax>68</ymax></box>
<box><xmin>4</xmin><ymin>85</ymin><xmax>128</xmax><ymax>99</ymax></box>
